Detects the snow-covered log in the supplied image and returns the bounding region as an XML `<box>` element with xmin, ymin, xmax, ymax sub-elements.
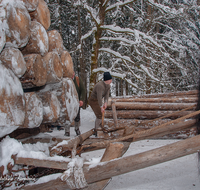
<box><xmin>0</xmin><ymin>47</ymin><xmax>26</xmax><ymax>78</ymax></box>
<box><xmin>22</xmin><ymin>92</ymin><xmax>43</xmax><ymax>128</ymax></box>
<box><xmin>2</xmin><ymin>0</ymin><xmax>31</xmax><ymax>48</ymax></box>
<box><xmin>40</xmin><ymin>78</ymin><xmax>79</xmax><ymax>125</ymax></box>
<box><xmin>60</xmin><ymin>51</ymin><xmax>74</xmax><ymax>78</ymax></box>
<box><xmin>20</xmin><ymin>54</ymin><xmax>47</xmax><ymax>89</ymax></box>
<box><xmin>21</xmin><ymin>21</ymin><xmax>49</xmax><ymax>56</ymax></box>
<box><xmin>0</xmin><ymin>62</ymin><xmax>25</xmax><ymax>138</ymax></box>
<box><xmin>37</xmin><ymin>91</ymin><xmax>61</xmax><ymax>123</ymax></box>
<box><xmin>29</xmin><ymin>0</ymin><xmax>50</xmax><ymax>30</ymax></box>
<box><xmin>22</xmin><ymin>0</ymin><xmax>39</xmax><ymax>12</ymax></box>
<box><xmin>47</xmin><ymin>30</ymin><xmax>64</xmax><ymax>55</ymax></box>
<box><xmin>43</xmin><ymin>51</ymin><xmax>63</xmax><ymax>84</ymax></box>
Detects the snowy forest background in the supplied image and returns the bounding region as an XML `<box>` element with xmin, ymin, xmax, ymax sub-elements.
<box><xmin>44</xmin><ymin>0</ymin><xmax>200</xmax><ymax>103</ymax></box>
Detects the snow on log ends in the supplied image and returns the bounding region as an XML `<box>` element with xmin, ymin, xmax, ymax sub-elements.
<box><xmin>29</xmin><ymin>0</ymin><xmax>51</xmax><ymax>30</ymax></box>
<box><xmin>0</xmin><ymin>62</ymin><xmax>25</xmax><ymax>138</ymax></box>
<box><xmin>0</xmin><ymin>47</ymin><xmax>27</xmax><ymax>77</ymax></box>
<box><xmin>47</xmin><ymin>30</ymin><xmax>64</xmax><ymax>56</ymax></box>
<box><xmin>21</xmin><ymin>21</ymin><xmax>49</xmax><ymax>56</ymax></box>
<box><xmin>2</xmin><ymin>0</ymin><xmax>31</xmax><ymax>48</ymax></box>
<box><xmin>22</xmin><ymin>0</ymin><xmax>39</xmax><ymax>12</ymax></box>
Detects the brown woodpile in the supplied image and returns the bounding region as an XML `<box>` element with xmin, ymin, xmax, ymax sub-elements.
<box><xmin>104</xmin><ymin>90</ymin><xmax>198</xmax><ymax>139</ymax></box>
<box><xmin>0</xmin><ymin>0</ymin><xmax>79</xmax><ymax>140</ymax></box>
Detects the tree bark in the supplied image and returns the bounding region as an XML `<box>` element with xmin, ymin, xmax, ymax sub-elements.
<box><xmin>20</xmin><ymin>54</ymin><xmax>47</xmax><ymax>88</ymax></box>
<box><xmin>22</xmin><ymin>0</ymin><xmax>39</xmax><ymax>12</ymax></box>
<box><xmin>0</xmin><ymin>47</ymin><xmax>27</xmax><ymax>78</ymax></box>
<box><xmin>4</xmin><ymin>1</ymin><xmax>31</xmax><ymax>48</ymax></box>
<box><xmin>60</xmin><ymin>51</ymin><xmax>74</xmax><ymax>78</ymax></box>
<box><xmin>43</xmin><ymin>51</ymin><xmax>63</xmax><ymax>84</ymax></box>
<box><xmin>37</xmin><ymin>91</ymin><xmax>61</xmax><ymax>123</ymax></box>
<box><xmin>0</xmin><ymin>63</ymin><xmax>25</xmax><ymax>138</ymax></box>
<box><xmin>21</xmin><ymin>21</ymin><xmax>49</xmax><ymax>56</ymax></box>
<box><xmin>105</xmin><ymin>110</ymin><xmax>193</xmax><ymax>119</ymax></box>
<box><xmin>47</xmin><ymin>30</ymin><xmax>64</xmax><ymax>56</ymax></box>
<box><xmin>22</xmin><ymin>92</ymin><xmax>43</xmax><ymax>128</ymax></box>
<box><xmin>29</xmin><ymin>0</ymin><xmax>51</xmax><ymax>30</ymax></box>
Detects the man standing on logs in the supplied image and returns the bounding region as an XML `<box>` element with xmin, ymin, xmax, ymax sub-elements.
<box><xmin>88</xmin><ymin>72</ymin><xmax>112</xmax><ymax>136</ymax></box>
<box><xmin>65</xmin><ymin>72</ymin><xmax>86</xmax><ymax>136</ymax></box>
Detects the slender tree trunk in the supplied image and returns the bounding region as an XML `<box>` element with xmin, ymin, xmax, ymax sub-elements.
<box><xmin>78</xmin><ymin>6</ymin><xmax>87</xmax><ymax>108</ymax></box>
<box><xmin>89</xmin><ymin>1</ymin><xmax>106</xmax><ymax>95</ymax></box>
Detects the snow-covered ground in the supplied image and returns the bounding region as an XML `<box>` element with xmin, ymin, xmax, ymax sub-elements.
<box><xmin>1</xmin><ymin>107</ymin><xmax>200</xmax><ymax>189</ymax></box>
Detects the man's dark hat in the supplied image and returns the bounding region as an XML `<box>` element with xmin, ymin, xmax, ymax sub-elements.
<box><xmin>104</xmin><ymin>72</ymin><xmax>112</xmax><ymax>81</ymax></box>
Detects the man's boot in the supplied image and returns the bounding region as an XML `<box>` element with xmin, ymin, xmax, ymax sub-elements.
<box><xmin>65</xmin><ymin>125</ymin><xmax>70</xmax><ymax>136</ymax></box>
<box><xmin>75</xmin><ymin>122</ymin><xmax>81</xmax><ymax>136</ymax></box>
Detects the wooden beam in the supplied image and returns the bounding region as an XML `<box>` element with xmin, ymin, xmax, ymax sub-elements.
<box><xmin>15</xmin><ymin>157</ymin><xmax>69</xmax><ymax>170</ymax></box>
<box><xmin>111</xmin><ymin>100</ymin><xmax>118</xmax><ymax>128</ymax></box>
<box><xmin>105</xmin><ymin>110</ymin><xmax>193</xmax><ymax>119</ymax></box>
<box><xmin>21</xmin><ymin>134</ymin><xmax>200</xmax><ymax>189</ymax></box>
<box><xmin>107</xmin><ymin>102</ymin><xmax>196</xmax><ymax>110</ymax></box>
<box><xmin>50</xmin><ymin>129</ymin><xmax>94</xmax><ymax>156</ymax></box>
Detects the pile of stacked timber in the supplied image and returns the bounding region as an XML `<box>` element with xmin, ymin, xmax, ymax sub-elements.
<box><xmin>104</xmin><ymin>90</ymin><xmax>198</xmax><ymax>139</ymax></box>
<box><xmin>0</xmin><ymin>0</ymin><xmax>79</xmax><ymax>140</ymax></box>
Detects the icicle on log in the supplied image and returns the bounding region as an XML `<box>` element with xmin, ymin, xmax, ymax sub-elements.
<box><xmin>21</xmin><ymin>21</ymin><xmax>49</xmax><ymax>56</ymax></box>
<box><xmin>40</xmin><ymin>78</ymin><xmax>79</xmax><ymax>125</ymax></box>
<box><xmin>0</xmin><ymin>62</ymin><xmax>25</xmax><ymax>138</ymax></box>
<box><xmin>3</xmin><ymin>0</ymin><xmax>31</xmax><ymax>48</ymax></box>
<box><xmin>29</xmin><ymin>0</ymin><xmax>50</xmax><ymax>30</ymax></box>
<box><xmin>20</xmin><ymin>135</ymin><xmax>200</xmax><ymax>190</ymax></box>
<box><xmin>20</xmin><ymin>53</ymin><xmax>47</xmax><ymax>89</ymax></box>
<box><xmin>43</xmin><ymin>51</ymin><xmax>63</xmax><ymax>84</ymax></box>
<box><xmin>47</xmin><ymin>30</ymin><xmax>64</xmax><ymax>56</ymax></box>
<box><xmin>22</xmin><ymin>92</ymin><xmax>43</xmax><ymax>128</ymax></box>
<box><xmin>22</xmin><ymin>0</ymin><xmax>39</xmax><ymax>12</ymax></box>
<box><xmin>37</xmin><ymin>91</ymin><xmax>61</xmax><ymax>123</ymax></box>
<box><xmin>0</xmin><ymin>47</ymin><xmax>27</xmax><ymax>78</ymax></box>
<box><xmin>60</xmin><ymin>51</ymin><xmax>74</xmax><ymax>78</ymax></box>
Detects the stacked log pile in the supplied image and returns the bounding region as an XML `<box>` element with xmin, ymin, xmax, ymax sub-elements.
<box><xmin>0</xmin><ymin>0</ymin><xmax>79</xmax><ymax>140</ymax></box>
<box><xmin>104</xmin><ymin>90</ymin><xmax>198</xmax><ymax>139</ymax></box>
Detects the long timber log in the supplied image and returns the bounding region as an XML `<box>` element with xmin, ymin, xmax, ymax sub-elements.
<box><xmin>107</xmin><ymin>102</ymin><xmax>196</xmax><ymax>110</ymax></box>
<box><xmin>108</xmin><ymin>96</ymin><xmax>197</xmax><ymax>104</ymax></box>
<box><xmin>21</xmin><ymin>134</ymin><xmax>200</xmax><ymax>189</ymax></box>
<box><xmin>105</xmin><ymin>110</ymin><xmax>193</xmax><ymax>119</ymax></box>
<box><xmin>111</xmin><ymin>90</ymin><xmax>197</xmax><ymax>99</ymax></box>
